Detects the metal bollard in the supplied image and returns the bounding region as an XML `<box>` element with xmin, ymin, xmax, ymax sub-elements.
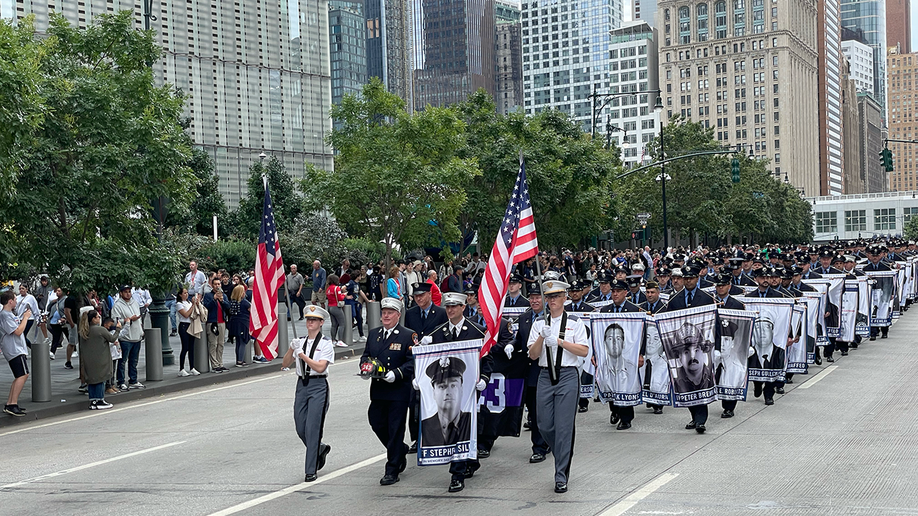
<box><xmin>31</xmin><ymin>340</ymin><xmax>52</xmax><ymax>402</ymax></box>
<box><xmin>343</xmin><ymin>305</ymin><xmax>354</xmax><ymax>346</ymax></box>
<box><xmin>367</xmin><ymin>301</ymin><xmax>381</xmax><ymax>331</ymax></box>
<box><xmin>194</xmin><ymin>333</ymin><xmax>210</xmax><ymax>373</ymax></box>
<box><xmin>246</xmin><ymin>338</ymin><xmax>254</xmax><ymax>364</ymax></box>
<box><xmin>277</xmin><ymin>301</ymin><xmax>290</xmax><ymax>357</ymax></box>
<box><xmin>144</xmin><ymin>328</ymin><xmax>163</xmax><ymax>381</ymax></box>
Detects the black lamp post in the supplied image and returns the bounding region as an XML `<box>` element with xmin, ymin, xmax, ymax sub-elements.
<box><xmin>651</xmin><ymin>95</ymin><xmax>668</xmax><ymax>248</ymax></box>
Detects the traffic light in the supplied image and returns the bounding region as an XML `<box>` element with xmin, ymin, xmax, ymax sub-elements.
<box><xmin>731</xmin><ymin>158</ymin><xmax>740</xmax><ymax>183</ymax></box>
<box><xmin>880</xmin><ymin>148</ymin><xmax>894</xmax><ymax>172</ymax></box>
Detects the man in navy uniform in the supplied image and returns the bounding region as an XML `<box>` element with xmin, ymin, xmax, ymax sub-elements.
<box><xmin>505</xmin><ymin>275</ymin><xmax>530</xmax><ymax>308</ymax></box>
<box><xmin>863</xmin><ymin>244</ymin><xmax>892</xmax><ymax>340</ymax></box>
<box><xmin>404</xmin><ymin>282</ymin><xmax>448</xmax><ymax>452</ymax></box>
<box><xmin>711</xmin><ymin>272</ymin><xmax>747</xmax><ymax>418</ymax></box>
<box><xmin>361</xmin><ymin>298</ymin><xmax>415</xmax><ymax>486</ymax></box>
<box><xmin>565</xmin><ymin>280</ymin><xmax>597</xmax><ymax>413</ymax></box>
<box><xmin>640</xmin><ymin>281</ymin><xmax>667</xmax><ymax>414</ymax></box>
<box><xmin>599</xmin><ymin>279</ymin><xmax>643</xmax><ymax>429</ymax></box>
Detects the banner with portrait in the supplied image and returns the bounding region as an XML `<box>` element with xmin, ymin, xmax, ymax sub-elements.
<box><xmin>803</xmin><ymin>277</ymin><xmax>843</xmax><ymax>338</ymax></box>
<box><xmin>642</xmin><ymin>319</ymin><xmax>672</xmax><ymax>406</ymax></box>
<box><xmin>656</xmin><ymin>305</ymin><xmax>717</xmax><ymax>407</ymax></box>
<box><xmin>839</xmin><ymin>280</ymin><xmax>859</xmax><ymax>342</ymax></box>
<box><xmin>414</xmin><ymin>339</ymin><xmax>482</xmax><ymax>466</ymax></box>
<box><xmin>896</xmin><ymin>266</ymin><xmax>907</xmax><ymax>318</ymax></box>
<box><xmin>478</xmin><ymin>373</ymin><xmax>525</xmax><ymax>439</ymax></box>
<box><xmin>742</xmin><ymin>298</ymin><xmax>794</xmax><ymax>383</ymax></box>
<box><xmin>855</xmin><ymin>277</ymin><xmax>871</xmax><ymax>337</ymax></box>
<box><xmin>714</xmin><ymin>308</ymin><xmax>755</xmax><ymax>401</ymax></box>
<box><xmin>575</xmin><ymin>311</ymin><xmax>595</xmax><ymax>400</ymax></box>
<box><xmin>866</xmin><ymin>270</ymin><xmax>897</xmax><ymax>327</ymax></box>
<box><xmin>589</xmin><ymin>312</ymin><xmax>646</xmax><ymax>406</ymax></box>
<box><xmin>799</xmin><ymin>295</ymin><xmax>821</xmax><ymax>363</ymax></box>
<box><xmin>786</xmin><ymin>304</ymin><xmax>808</xmax><ymax>374</ymax></box>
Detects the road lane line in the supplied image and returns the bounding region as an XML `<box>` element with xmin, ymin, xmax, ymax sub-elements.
<box><xmin>1</xmin><ymin>441</ymin><xmax>186</xmax><ymax>489</ymax></box>
<box><xmin>797</xmin><ymin>365</ymin><xmax>838</xmax><ymax>389</ymax></box>
<box><xmin>0</xmin><ymin>373</ymin><xmax>289</xmax><ymax>438</ymax></box>
<box><xmin>207</xmin><ymin>453</ymin><xmax>388</xmax><ymax>516</ymax></box>
<box><xmin>598</xmin><ymin>472</ymin><xmax>679</xmax><ymax>516</ymax></box>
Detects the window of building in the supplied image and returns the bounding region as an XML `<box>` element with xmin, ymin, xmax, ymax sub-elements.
<box><xmin>875</xmin><ymin>208</ymin><xmax>896</xmax><ymax>231</ymax></box>
<box><xmin>845</xmin><ymin>210</ymin><xmax>866</xmax><ymax>232</ymax></box>
<box><xmin>904</xmin><ymin>207</ymin><xmax>918</xmax><ymax>225</ymax></box>
<box><xmin>715</xmin><ymin>1</ymin><xmax>727</xmax><ymax>38</ymax></box>
<box><xmin>815</xmin><ymin>212</ymin><xmax>837</xmax><ymax>234</ymax></box>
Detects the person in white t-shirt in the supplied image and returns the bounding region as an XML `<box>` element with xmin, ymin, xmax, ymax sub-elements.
<box><xmin>175</xmin><ymin>288</ymin><xmax>201</xmax><ymax>377</ymax></box>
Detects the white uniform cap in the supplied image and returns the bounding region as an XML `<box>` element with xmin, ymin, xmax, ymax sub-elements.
<box><xmin>381</xmin><ymin>297</ymin><xmax>403</xmax><ymax>313</ymax></box>
<box><xmin>303</xmin><ymin>305</ymin><xmax>329</xmax><ymax>320</ymax></box>
<box><xmin>442</xmin><ymin>292</ymin><xmax>467</xmax><ymax>306</ymax></box>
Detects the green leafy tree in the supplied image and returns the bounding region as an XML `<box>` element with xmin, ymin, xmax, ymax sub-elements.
<box><xmin>310</xmin><ymin>78</ymin><xmax>479</xmax><ymax>266</ymax></box>
<box><xmin>0</xmin><ymin>12</ymin><xmax>194</xmax><ymax>292</ymax></box>
<box><xmin>281</xmin><ymin>214</ymin><xmax>349</xmax><ymax>271</ymax></box>
<box><xmin>905</xmin><ymin>217</ymin><xmax>918</xmax><ymax>241</ymax></box>
<box><xmin>231</xmin><ymin>156</ymin><xmax>306</xmax><ymax>239</ymax></box>
<box><xmin>166</xmin><ymin>148</ymin><xmax>227</xmax><ymax>236</ymax></box>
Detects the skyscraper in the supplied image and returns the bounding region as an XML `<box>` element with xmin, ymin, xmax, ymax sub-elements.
<box><xmin>841</xmin><ymin>28</ymin><xmax>875</xmax><ymax>94</ymax></box>
<box><xmin>632</xmin><ymin>0</ymin><xmax>658</xmax><ymax>27</ymax></box>
<box><xmin>4</xmin><ymin>0</ymin><xmax>335</xmax><ymax>207</ymax></box>
<box><xmin>887</xmin><ymin>52</ymin><xmax>918</xmax><ymax>192</ymax></box>
<box><xmin>657</xmin><ymin>0</ymin><xmax>820</xmax><ymax>194</ymax></box>
<box><xmin>841</xmin><ymin>55</ymin><xmax>863</xmax><ymax>193</ymax></box>
<box><xmin>841</xmin><ymin>0</ymin><xmax>888</xmax><ymax>119</ymax></box>
<box><xmin>495</xmin><ymin>1</ymin><xmax>523</xmax><ymax>114</ymax></box>
<box><xmin>818</xmin><ymin>0</ymin><xmax>844</xmax><ymax>195</ymax></box>
<box><xmin>366</xmin><ymin>0</ymin><xmax>413</xmax><ymax>106</ymax></box>
<box><xmin>886</xmin><ymin>0</ymin><xmax>910</xmax><ymax>53</ymax></box>
<box><xmin>329</xmin><ymin>1</ymin><xmax>367</xmax><ymax>116</ymax></box>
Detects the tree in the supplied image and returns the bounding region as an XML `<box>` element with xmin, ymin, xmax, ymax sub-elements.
<box><xmin>165</xmin><ymin>148</ymin><xmax>227</xmax><ymax>236</ymax></box>
<box><xmin>906</xmin><ymin>216</ymin><xmax>918</xmax><ymax>241</ymax></box>
<box><xmin>456</xmin><ymin>91</ymin><xmax>621</xmax><ymax>252</ymax></box>
<box><xmin>310</xmin><ymin>78</ymin><xmax>479</xmax><ymax>266</ymax></box>
<box><xmin>0</xmin><ymin>12</ymin><xmax>194</xmax><ymax>292</ymax></box>
<box><xmin>231</xmin><ymin>156</ymin><xmax>306</xmax><ymax>239</ymax></box>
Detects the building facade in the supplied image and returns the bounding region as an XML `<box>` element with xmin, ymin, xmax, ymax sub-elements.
<box><xmin>842</xmin><ymin>55</ymin><xmax>863</xmax><ymax>193</ymax></box>
<box><xmin>818</xmin><ymin>0</ymin><xmax>844</xmax><ymax>195</ymax></box>
<box><xmin>496</xmin><ymin>21</ymin><xmax>524</xmax><ymax>114</ymax></box>
<box><xmin>885</xmin><ymin>0</ymin><xmax>910</xmax><ymax>54</ymax></box>
<box><xmin>857</xmin><ymin>91</ymin><xmax>886</xmax><ymax>192</ymax></box>
<box><xmin>841</xmin><ymin>0</ymin><xmax>887</xmax><ymax>120</ymax></box>
<box><xmin>887</xmin><ymin>52</ymin><xmax>918</xmax><ymax>192</ymax></box>
<box><xmin>4</xmin><ymin>0</ymin><xmax>335</xmax><ymax>207</ymax></box>
<box><xmin>367</xmin><ymin>0</ymin><xmax>413</xmax><ymax>107</ymax></box>
<box><xmin>809</xmin><ymin>190</ymin><xmax>918</xmax><ymax>241</ymax></box>
<box><xmin>656</xmin><ymin>0</ymin><xmax>820</xmax><ymax>195</ymax></box>
<box><xmin>329</xmin><ymin>1</ymin><xmax>367</xmax><ymax>117</ymax></box>
<box><xmin>521</xmin><ymin>0</ymin><xmax>626</xmax><ymax>132</ymax></box>
<box><xmin>633</xmin><ymin>0</ymin><xmax>658</xmax><ymax>27</ymax></box>
<box><xmin>841</xmin><ymin>32</ymin><xmax>875</xmax><ymax>94</ymax></box>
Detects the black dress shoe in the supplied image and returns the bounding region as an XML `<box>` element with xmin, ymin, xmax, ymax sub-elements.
<box><xmin>881</xmin><ymin>333</ymin><xmax>888</xmax><ymax>339</ymax></box>
<box><xmin>785</xmin><ymin>378</ymin><xmax>793</xmax><ymax>384</ymax></box>
<box><xmin>380</xmin><ymin>474</ymin><xmax>399</xmax><ymax>486</ymax></box>
<box><xmin>814</xmin><ymin>356</ymin><xmax>822</xmax><ymax>365</ymax></box>
<box><xmin>408</xmin><ymin>441</ymin><xmax>418</xmax><ymax>454</ymax></box>
<box><xmin>318</xmin><ymin>444</ymin><xmax>331</xmax><ymax>471</ymax></box>
<box><xmin>305</xmin><ymin>474</ymin><xmax>318</xmax><ymax>482</ymax></box>
<box><xmin>523</xmin><ymin>420</ymin><xmax>531</xmax><ymax>430</ymax></box>
<box><xmin>653</xmin><ymin>407</ymin><xmax>663</xmax><ymax>414</ymax></box>
<box><xmin>478</xmin><ymin>448</ymin><xmax>490</xmax><ymax>459</ymax></box>
<box><xmin>616</xmin><ymin>421</ymin><xmax>631</xmax><ymax>430</ymax></box>
<box><xmin>826</xmin><ymin>356</ymin><xmax>835</xmax><ymax>363</ymax></box>
<box><xmin>753</xmin><ymin>383</ymin><xmax>763</xmax><ymax>398</ymax></box>
<box><xmin>610</xmin><ymin>413</ymin><xmax>620</xmax><ymax>425</ymax></box>
<box><xmin>449</xmin><ymin>479</ymin><xmax>464</xmax><ymax>493</ymax></box>
<box><xmin>529</xmin><ymin>453</ymin><xmax>546</xmax><ymax>463</ymax></box>
<box><xmin>721</xmin><ymin>410</ymin><xmax>734</xmax><ymax>418</ymax></box>
<box><xmin>775</xmin><ymin>387</ymin><xmax>785</xmax><ymax>394</ymax></box>
<box><xmin>840</xmin><ymin>351</ymin><xmax>848</xmax><ymax>356</ymax></box>
<box><xmin>464</xmin><ymin>465</ymin><xmax>477</xmax><ymax>478</ymax></box>
<box><xmin>765</xmin><ymin>398</ymin><xmax>775</xmax><ymax>406</ymax></box>
<box><xmin>850</xmin><ymin>342</ymin><xmax>858</xmax><ymax>349</ymax></box>
<box><xmin>398</xmin><ymin>458</ymin><xmax>407</xmax><ymax>474</ymax></box>
<box><xmin>554</xmin><ymin>482</ymin><xmax>568</xmax><ymax>493</ymax></box>
<box><xmin>869</xmin><ymin>336</ymin><xmax>877</xmax><ymax>341</ymax></box>
<box><xmin>578</xmin><ymin>406</ymin><xmax>588</xmax><ymax>413</ymax></box>
<box><xmin>685</xmin><ymin>421</ymin><xmax>697</xmax><ymax>430</ymax></box>
<box><xmin>695</xmin><ymin>425</ymin><xmax>706</xmax><ymax>434</ymax></box>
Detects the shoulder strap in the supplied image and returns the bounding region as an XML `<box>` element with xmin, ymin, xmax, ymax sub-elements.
<box><xmin>301</xmin><ymin>334</ymin><xmax>324</xmax><ymax>377</ymax></box>
<box><xmin>547</xmin><ymin>311</ymin><xmax>568</xmax><ymax>386</ymax></box>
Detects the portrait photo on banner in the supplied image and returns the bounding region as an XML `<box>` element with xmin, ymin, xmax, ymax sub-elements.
<box><xmin>642</xmin><ymin>320</ymin><xmax>673</xmax><ymax>406</ymax></box>
<box><xmin>866</xmin><ymin>271</ymin><xmax>897</xmax><ymax>326</ymax></box>
<box><xmin>714</xmin><ymin>308</ymin><xmax>755</xmax><ymax>401</ymax></box>
<box><xmin>414</xmin><ymin>340</ymin><xmax>481</xmax><ymax>466</ymax></box>
<box><xmin>656</xmin><ymin>305</ymin><xmax>717</xmax><ymax>407</ymax></box>
<box><xmin>589</xmin><ymin>312</ymin><xmax>646</xmax><ymax>406</ymax></box>
<box><xmin>742</xmin><ymin>298</ymin><xmax>794</xmax><ymax>383</ymax></box>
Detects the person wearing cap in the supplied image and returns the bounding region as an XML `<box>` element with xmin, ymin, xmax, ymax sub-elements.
<box><xmin>564</xmin><ymin>280</ymin><xmax>596</xmax><ymax>414</ymax></box>
<box><xmin>110</xmin><ymin>284</ymin><xmax>145</xmax><ymax>390</ymax></box>
<box><xmin>864</xmin><ymin>245</ymin><xmax>892</xmax><ymax>341</ymax></box>
<box><xmin>281</xmin><ymin>305</ymin><xmax>334</xmax><ymax>482</ymax></box>
<box><xmin>661</xmin><ymin>264</ymin><xmax>715</xmax><ymax>433</ymax></box>
<box><xmin>463</xmin><ymin>288</ymin><xmax>485</xmax><ymax>326</ymax></box>
<box><xmin>626</xmin><ymin>275</ymin><xmax>647</xmax><ymax>305</ymax></box>
<box><xmin>729</xmin><ymin>258</ymin><xmax>755</xmax><ymax>286</ymax></box>
<box><xmin>420</xmin><ymin>357</ymin><xmax>472</xmax><ymax>447</ymax></box>
<box><xmin>655</xmin><ymin>267</ymin><xmax>673</xmax><ymax>292</ymax></box>
<box><xmin>598</xmin><ymin>278</ymin><xmax>644</xmax><ymax>429</ymax></box>
<box><xmin>639</xmin><ymin>281</ymin><xmax>667</xmax><ymax>414</ymax></box>
<box><xmin>711</xmin><ymin>273</ymin><xmax>747</xmax><ymax>418</ymax></box>
<box><xmin>405</xmin><ymin>260</ymin><xmax>425</xmax><ymax>303</ymax></box>
<box><xmin>404</xmin><ymin>282</ymin><xmax>448</xmax><ymax>451</ymax></box>
<box><xmin>514</xmin><ymin>283</ymin><xmax>550</xmax><ymax>464</ymax></box>
<box><xmin>587</xmin><ymin>270</ymin><xmax>615</xmax><ymax>303</ymax></box>
<box><xmin>668</xmin><ymin>267</ymin><xmax>685</xmax><ymax>296</ymax></box>
<box><xmin>505</xmin><ymin>274</ymin><xmax>530</xmax><ymax>308</ymax></box>
<box><xmin>527</xmin><ymin>280</ymin><xmax>589</xmax><ymax>494</ymax></box>
<box><xmin>361</xmin><ymin>297</ymin><xmax>416</xmax><ymax>486</ymax></box>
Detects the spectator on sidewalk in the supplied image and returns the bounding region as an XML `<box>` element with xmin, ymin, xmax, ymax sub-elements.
<box><xmin>165</xmin><ymin>284</ymin><xmax>178</xmax><ymax>337</ymax></box>
<box><xmin>132</xmin><ymin>286</ymin><xmax>152</xmax><ymax>326</ymax></box>
<box><xmin>203</xmin><ymin>276</ymin><xmax>229</xmax><ymax>373</ymax></box>
<box><xmin>228</xmin><ymin>285</ymin><xmax>252</xmax><ymax>367</ymax></box>
<box><xmin>63</xmin><ymin>288</ymin><xmax>79</xmax><ymax>370</ymax></box>
<box><xmin>311</xmin><ymin>260</ymin><xmax>328</xmax><ymax>309</ymax></box>
<box><xmin>111</xmin><ymin>285</ymin><xmax>144</xmax><ymax>391</ymax></box>
<box><xmin>386</xmin><ymin>266</ymin><xmax>401</xmax><ymax>299</ymax></box>
<box><xmin>78</xmin><ymin>309</ymin><xmax>119</xmax><ymax>410</ymax></box>
<box><xmin>1</xmin><ymin>290</ymin><xmax>30</xmax><ymax>417</ymax></box>
<box><xmin>344</xmin><ymin>271</ymin><xmax>369</xmax><ymax>343</ymax></box>
<box><xmin>286</xmin><ymin>264</ymin><xmax>306</xmax><ymax>321</ymax></box>
<box><xmin>186</xmin><ymin>260</ymin><xmax>208</xmax><ymax>297</ymax></box>
<box><xmin>48</xmin><ymin>286</ymin><xmax>67</xmax><ymax>358</ymax></box>
<box><xmin>326</xmin><ymin>275</ymin><xmax>348</xmax><ymax>347</ymax></box>
<box><xmin>175</xmin><ymin>288</ymin><xmax>201</xmax><ymax>376</ymax></box>
<box><xmin>426</xmin><ymin>271</ymin><xmax>443</xmax><ymax>306</ymax></box>
<box><xmin>15</xmin><ymin>284</ymin><xmax>38</xmax><ymax>349</ymax></box>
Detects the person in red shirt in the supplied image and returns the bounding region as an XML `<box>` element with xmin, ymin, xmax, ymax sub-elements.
<box><xmin>426</xmin><ymin>270</ymin><xmax>442</xmax><ymax>306</ymax></box>
<box><xmin>325</xmin><ymin>275</ymin><xmax>348</xmax><ymax>347</ymax></box>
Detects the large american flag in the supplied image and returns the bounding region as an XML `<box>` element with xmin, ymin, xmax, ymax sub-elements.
<box><xmin>249</xmin><ymin>185</ymin><xmax>285</xmax><ymax>360</ymax></box>
<box><xmin>479</xmin><ymin>156</ymin><xmax>539</xmax><ymax>357</ymax></box>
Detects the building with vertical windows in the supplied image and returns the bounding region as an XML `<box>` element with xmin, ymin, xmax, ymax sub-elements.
<box><xmin>887</xmin><ymin>52</ymin><xmax>918</xmax><ymax>192</ymax></box>
<box><xmin>367</xmin><ymin>0</ymin><xmax>413</xmax><ymax>107</ymax></box>
<box><xmin>3</xmin><ymin>0</ymin><xmax>334</xmax><ymax>207</ymax></box>
<box><xmin>841</xmin><ymin>0</ymin><xmax>887</xmax><ymax>120</ymax></box>
<box><xmin>521</xmin><ymin>0</ymin><xmax>626</xmax><ymax>132</ymax></box>
<box><xmin>657</xmin><ymin>0</ymin><xmax>820</xmax><ymax>195</ymax></box>
<box><xmin>808</xmin><ymin>191</ymin><xmax>918</xmax><ymax>241</ymax></box>
<box><xmin>886</xmin><ymin>0</ymin><xmax>910</xmax><ymax>54</ymax></box>
<box><xmin>817</xmin><ymin>0</ymin><xmax>843</xmax><ymax>195</ymax></box>
<box><xmin>633</xmin><ymin>0</ymin><xmax>658</xmax><ymax>27</ymax></box>
<box><xmin>841</xmin><ymin>28</ymin><xmax>875</xmax><ymax>94</ymax></box>
<box><xmin>858</xmin><ymin>91</ymin><xmax>885</xmax><ymax>192</ymax></box>
<box><xmin>329</xmin><ymin>1</ymin><xmax>367</xmax><ymax>123</ymax></box>
<box><xmin>495</xmin><ymin>2</ymin><xmax>523</xmax><ymax>114</ymax></box>
<box><xmin>842</xmin><ymin>55</ymin><xmax>863</xmax><ymax>193</ymax></box>
<box><xmin>412</xmin><ymin>0</ymin><xmax>496</xmax><ymax>111</ymax></box>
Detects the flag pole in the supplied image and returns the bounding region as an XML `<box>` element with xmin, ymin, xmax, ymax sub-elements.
<box><xmin>523</xmin><ymin>150</ymin><xmax>551</xmax><ymax>374</ymax></box>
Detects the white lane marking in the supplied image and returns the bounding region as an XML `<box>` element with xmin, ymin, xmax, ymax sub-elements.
<box><xmin>0</xmin><ymin>373</ymin><xmax>290</xmax><ymax>438</ymax></box>
<box><xmin>1</xmin><ymin>441</ymin><xmax>186</xmax><ymax>489</ymax></box>
<box><xmin>797</xmin><ymin>365</ymin><xmax>838</xmax><ymax>389</ymax></box>
<box><xmin>207</xmin><ymin>453</ymin><xmax>388</xmax><ymax>516</ymax></box>
<box><xmin>599</xmin><ymin>472</ymin><xmax>679</xmax><ymax>516</ymax></box>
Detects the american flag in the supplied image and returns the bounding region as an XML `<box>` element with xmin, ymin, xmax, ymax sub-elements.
<box><xmin>479</xmin><ymin>156</ymin><xmax>539</xmax><ymax>357</ymax></box>
<box><xmin>249</xmin><ymin>185</ymin><xmax>285</xmax><ymax>360</ymax></box>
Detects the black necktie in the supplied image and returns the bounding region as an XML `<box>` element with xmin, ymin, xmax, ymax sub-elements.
<box><xmin>453</xmin><ymin>328</ymin><xmax>459</xmax><ymax>339</ymax></box>
<box><xmin>616</xmin><ymin>305</ymin><xmax>621</xmax><ymax>313</ymax></box>
<box><xmin>422</xmin><ymin>311</ymin><xmax>427</xmax><ymax>322</ymax></box>
<box><xmin>687</xmin><ymin>291</ymin><xmax>693</xmax><ymax>305</ymax></box>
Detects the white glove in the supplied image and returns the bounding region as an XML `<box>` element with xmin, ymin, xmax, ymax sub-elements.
<box><xmin>747</xmin><ymin>346</ymin><xmax>756</xmax><ymax>358</ymax></box>
<box><xmin>504</xmin><ymin>343</ymin><xmax>514</xmax><ymax>359</ymax></box>
<box><xmin>420</xmin><ymin>335</ymin><xmax>433</xmax><ymax>346</ymax></box>
<box><xmin>412</xmin><ymin>378</ymin><xmax>419</xmax><ymax>390</ymax></box>
<box><xmin>712</xmin><ymin>349</ymin><xmax>722</xmax><ymax>369</ymax></box>
<box><xmin>384</xmin><ymin>371</ymin><xmax>396</xmax><ymax>383</ymax></box>
<box><xmin>543</xmin><ymin>336</ymin><xmax>557</xmax><ymax>348</ymax></box>
<box><xmin>476</xmin><ymin>379</ymin><xmax>487</xmax><ymax>391</ymax></box>
<box><xmin>540</xmin><ymin>325</ymin><xmax>553</xmax><ymax>340</ymax></box>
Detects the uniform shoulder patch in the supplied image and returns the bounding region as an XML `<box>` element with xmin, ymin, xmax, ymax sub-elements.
<box><xmin>412</xmin><ymin>332</ymin><xmax>419</xmax><ymax>345</ymax></box>
<box><xmin>568</xmin><ymin>314</ymin><xmax>580</xmax><ymax>321</ymax></box>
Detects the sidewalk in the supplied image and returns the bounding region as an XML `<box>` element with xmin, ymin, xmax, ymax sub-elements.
<box><xmin>0</xmin><ymin>318</ymin><xmax>368</xmax><ymax>428</ymax></box>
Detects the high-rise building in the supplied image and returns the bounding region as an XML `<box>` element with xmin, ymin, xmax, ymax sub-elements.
<box><xmin>857</xmin><ymin>92</ymin><xmax>885</xmax><ymax>192</ymax></box>
<box><xmin>606</xmin><ymin>22</ymin><xmax>661</xmax><ymax>166</ymax></box>
<box><xmin>495</xmin><ymin>2</ymin><xmax>523</xmax><ymax>115</ymax></box>
<box><xmin>367</xmin><ymin>0</ymin><xmax>413</xmax><ymax>106</ymax></box>
<box><xmin>841</xmin><ymin>0</ymin><xmax>888</xmax><ymax>119</ymax></box>
<box><xmin>842</xmin><ymin>55</ymin><xmax>864</xmax><ymax>193</ymax></box>
<box><xmin>887</xmin><ymin>52</ymin><xmax>918</xmax><ymax>192</ymax></box>
<box><xmin>3</xmin><ymin>0</ymin><xmax>334</xmax><ymax>207</ymax></box>
<box><xmin>886</xmin><ymin>0</ymin><xmax>910</xmax><ymax>54</ymax></box>
<box><xmin>329</xmin><ymin>1</ymin><xmax>367</xmax><ymax>117</ymax></box>
<box><xmin>841</xmin><ymin>28</ymin><xmax>875</xmax><ymax>94</ymax></box>
<box><xmin>633</xmin><ymin>0</ymin><xmax>658</xmax><ymax>27</ymax></box>
<box><xmin>656</xmin><ymin>0</ymin><xmax>820</xmax><ymax>195</ymax></box>
<box><xmin>412</xmin><ymin>0</ymin><xmax>496</xmax><ymax>111</ymax></box>
<box><xmin>521</xmin><ymin>0</ymin><xmax>626</xmax><ymax>132</ymax></box>
<box><xmin>818</xmin><ymin>0</ymin><xmax>844</xmax><ymax>195</ymax></box>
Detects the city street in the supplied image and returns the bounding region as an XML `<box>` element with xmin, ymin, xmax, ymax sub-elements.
<box><xmin>2</xmin><ymin>315</ymin><xmax>918</xmax><ymax>516</ymax></box>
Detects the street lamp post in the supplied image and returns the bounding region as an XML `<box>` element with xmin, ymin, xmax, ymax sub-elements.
<box><xmin>652</xmin><ymin>95</ymin><xmax>667</xmax><ymax>249</ymax></box>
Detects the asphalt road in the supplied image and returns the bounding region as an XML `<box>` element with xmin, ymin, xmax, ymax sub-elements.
<box><xmin>2</xmin><ymin>316</ymin><xmax>918</xmax><ymax>516</ymax></box>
